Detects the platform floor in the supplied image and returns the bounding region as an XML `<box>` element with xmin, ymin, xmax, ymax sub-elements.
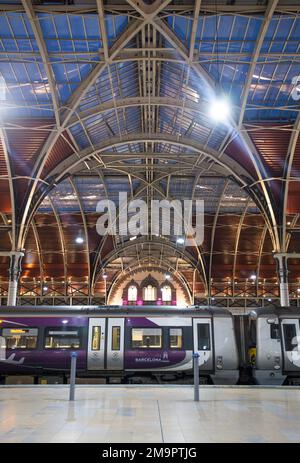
<box><xmin>0</xmin><ymin>385</ymin><xmax>300</xmax><ymax>443</ymax></box>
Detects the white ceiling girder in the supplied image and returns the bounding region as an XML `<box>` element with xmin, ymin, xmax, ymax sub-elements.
<box><xmin>49</xmin><ymin>133</ymin><xmax>253</xmax><ymax>187</ymax></box>
<box><xmin>189</xmin><ymin>0</ymin><xmax>202</xmax><ymax>61</ymax></box>
<box><xmin>17</xmin><ymin>0</ymin><xmax>175</xmax><ymax>249</ymax></box>
<box><xmin>149</xmin><ymin>14</ymin><xmax>280</xmax><ymax>250</ymax></box>
<box><xmin>67</xmin><ymin>96</ymin><xmax>208</xmax><ymax>128</ymax></box>
<box><xmin>282</xmin><ymin>112</ymin><xmax>300</xmax><ymax>250</ymax></box>
<box><xmin>0</xmin><ymin>127</ymin><xmax>16</xmax><ymax>249</ymax></box>
<box><xmin>238</xmin><ymin>0</ymin><xmax>279</xmax><ymax>128</ymax></box>
<box><xmin>21</xmin><ymin>0</ymin><xmax>61</xmax><ymax>127</ymax></box>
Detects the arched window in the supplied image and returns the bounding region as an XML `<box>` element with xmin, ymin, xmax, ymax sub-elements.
<box><xmin>143</xmin><ymin>285</ymin><xmax>157</xmax><ymax>301</ymax></box>
<box><xmin>161</xmin><ymin>285</ymin><xmax>172</xmax><ymax>302</ymax></box>
<box><xmin>128</xmin><ymin>285</ymin><xmax>137</xmax><ymax>301</ymax></box>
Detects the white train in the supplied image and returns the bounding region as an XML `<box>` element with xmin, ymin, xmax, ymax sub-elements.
<box><xmin>247</xmin><ymin>308</ymin><xmax>300</xmax><ymax>385</ymax></box>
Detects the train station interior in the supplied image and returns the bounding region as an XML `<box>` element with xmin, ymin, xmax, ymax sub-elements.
<box><xmin>0</xmin><ymin>0</ymin><xmax>300</xmax><ymax>445</ymax></box>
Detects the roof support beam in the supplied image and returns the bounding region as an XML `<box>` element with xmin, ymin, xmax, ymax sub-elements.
<box><xmin>67</xmin><ymin>96</ymin><xmax>208</xmax><ymax>128</ymax></box>
<box><xmin>89</xmin><ymin>167</ymin><xmax>207</xmax><ymax>290</ymax></box>
<box><xmin>22</xmin><ymin>0</ymin><xmax>61</xmax><ymax>127</ymax></box>
<box><xmin>150</xmin><ymin>15</ymin><xmax>280</xmax><ymax>251</ymax></box>
<box><xmin>100</xmin><ymin>238</ymin><xmax>200</xmax><ymax>272</ymax></box>
<box><xmin>31</xmin><ymin>219</ymin><xmax>45</xmax><ymax>287</ymax></box>
<box><xmin>96</xmin><ymin>0</ymin><xmax>109</xmax><ymax>60</ymax></box>
<box><xmin>17</xmin><ymin>16</ymin><xmax>146</xmax><ymax>249</ymax></box>
<box><xmin>208</xmin><ymin>180</ymin><xmax>229</xmax><ymax>298</ymax></box>
<box><xmin>18</xmin><ymin>0</ymin><xmax>173</xmax><ymax>250</ymax></box>
<box><xmin>49</xmin><ymin>133</ymin><xmax>253</xmax><ymax>187</ymax></box>
<box><xmin>274</xmin><ymin>253</ymin><xmax>300</xmax><ymax>260</ymax></box>
<box><xmin>0</xmin><ymin>127</ymin><xmax>16</xmax><ymax>250</ymax></box>
<box><xmin>0</xmin><ymin>251</ymin><xmax>24</xmax><ymax>258</ymax></box>
<box><xmin>232</xmin><ymin>199</ymin><xmax>251</xmax><ymax>293</ymax></box>
<box><xmin>0</xmin><ymin>3</ymin><xmax>293</xmax><ymax>14</ymax></box>
<box><xmin>22</xmin><ymin>134</ymin><xmax>271</xmax><ymax>252</ymax></box>
<box><xmin>256</xmin><ymin>223</ymin><xmax>268</xmax><ymax>285</ymax></box>
<box><xmin>189</xmin><ymin>0</ymin><xmax>201</xmax><ymax>60</ymax></box>
<box><xmin>69</xmin><ymin>177</ymin><xmax>91</xmax><ymax>296</ymax></box>
<box><xmin>0</xmin><ymin>212</ymin><xmax>12</xmax><ymax>245</ymax></box>
<box><xmin>48</xmin><ymin>196</ymin><xmax>68</xmax><ymax>296</ymax></box>
<box><xmin>238</xmin><ymin>0</ymin><xmax>278</xmax><ymax>128</ymax></box>
<box><xmin>281</xmin><ymin>112</ymin><xmax>300</xmax><ymax>251</ymax></box>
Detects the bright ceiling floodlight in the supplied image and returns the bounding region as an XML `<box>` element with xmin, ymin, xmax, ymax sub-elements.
<box><xmin>165</xmin><ymin>273</ymin><xmax>171</xmax><ymax>280</ymax></box>
<box><xmin>103</xmin><ymin>273</ymin><xmax>108</xmax><ymax>279</ymax></box>
<box><xmin>75</xmin><ymin>236</ymin><xmax>84</xmax><ymax>244</ymax></box>
<box><xmin>209</xmin><ymin>96</ymin><xmax>231</xmax><ymax>122</ymax></box>
<box><xmin>250</xmin><ymin>274</ymin><xmax>257</xmax><ymax>280</ymax></box>
<box><xmin>43</xmin><ymin>286</ymin><xmax>48</xmax><ymax>291</ymax></box>
<box><xmin>176</xmin><ymin>237</ymin><xmax>185</xmax><ymax>244</ymax></box>
<box><xmin>62</xmin><ymin>320</ymin><xmax>68</xmax><ymax>324</ymax></box>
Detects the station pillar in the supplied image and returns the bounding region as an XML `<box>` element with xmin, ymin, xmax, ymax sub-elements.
<box><xmin>275</xmin><ymin>254</ymin><xmax>289</xmax><ymax>307</ymax></box>
<box><xmin>7</xmin><ymin>252</ymin><xmax>24</xmax><ymax>306</ymax></box>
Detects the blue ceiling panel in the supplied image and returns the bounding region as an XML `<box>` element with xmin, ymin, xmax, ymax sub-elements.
<box><xmin>0</xmin><ymin>8</ymin><xmax>298</xmax><ymax>140</ymax></box>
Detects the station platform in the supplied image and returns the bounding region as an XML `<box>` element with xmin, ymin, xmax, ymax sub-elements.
<box><xmin>0</xmin><ymin>385</ymin><xmax>299</xmax><ymax>443</ymax></box>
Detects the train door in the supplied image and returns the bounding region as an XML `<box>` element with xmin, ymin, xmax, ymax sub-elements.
<box><xmin>87</xmin><ymin>318</ymin><xmax>124</xmax><ymax>371</ymax></box>
<box><xmin>106</xmin><ymin>318</ymin><xmax>124</xmax><ymax>370</ymax></box>
<box><xmin>281</xmin><ymin>318</ymin><xmax>300</xmax><ymax>372</ymax></box>
<box><xmin>193</xmin><ymin>318</ymin><xmax>214</xmax><ymax>371</ymax></box>
<box><xmin>87</xmin><ymin>318</ymin><xmax>106</xmax><ymax>370</ymax></box>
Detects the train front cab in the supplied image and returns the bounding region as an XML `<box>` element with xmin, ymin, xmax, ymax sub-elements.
<box><xmin>253</xmin><ymin>310</ymin><xmax>300</xmax><ymax>385</ymax></box>
<box><xmin>280</xmin><ymin>317</ymin><xmax>300</xmax><ymax>383</ymax></box>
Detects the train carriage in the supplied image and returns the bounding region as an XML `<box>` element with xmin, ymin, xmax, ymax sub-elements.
<box><xmin>250</xmin><ymin>309</ymin><xmax>300</xmax><ymax>386</ymax></box>
<box><xmin>0</xmin><ymin>306</ymin><xmax>239</xmax><ymax>385</ymax></box>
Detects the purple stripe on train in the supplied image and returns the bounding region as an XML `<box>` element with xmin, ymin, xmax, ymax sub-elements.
<box><xmin>126</xmin><ymin>317</ymin><xmax>159</xmax><ymax>328</ymax></box>
<box><xmin>0</xmin><ymin>350</ymin><xmax>87</xmax><ymax>373</ymax></box>
<box><xmin>0</xmin><ymin>317</ymin><xmax>88</xmax><ymax>374</ymax></box>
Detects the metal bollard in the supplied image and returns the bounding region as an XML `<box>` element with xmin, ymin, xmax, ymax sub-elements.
<box><xmin>193</xmin><ymin>352</ymin><xmax>200</xmax><ymax>402</ymax></box>
<box><xmin>69</xmin><ymin>351</ymin><xmax>77</xmax><ymax>401</ymax></box>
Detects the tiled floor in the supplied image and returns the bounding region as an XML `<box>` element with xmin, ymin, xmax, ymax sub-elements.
<box><xmin>0</xmin><ymin>385</ymin><xmax>300</xmax><ymax>443</ymax></box>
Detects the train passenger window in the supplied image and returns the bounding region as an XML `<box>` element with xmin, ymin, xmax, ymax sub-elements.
<box><xmin>131</xmin><ymin>328</ymin><xmax>162</xmax><ymax>348</ymax></box>
<box><xmin>169</xmin><ymin>328</ymin><xmax>183</xmax><ymax>349</ymax></box>
<box><xmin>44</xmin><ymin>327</ymin><xmax>81</xmax><ymax>349</ymax></box>
<box><xmin>197</xmin><ymin>324</ymin><xmax>210</xmax><ymax>350</ymax></box>
<box><xmin>92</xmin><ymin>326</ymin><xmax>101</xmax><ymax>350</ymax></box>
<box><xmin>1</xmin><ymin>328</ymin><xmax>38</xmax><ymax>349</ymax></box>
<box><xmin>270</xmin><ymin>324</ymin><xmax>280</xmax><ymax>340</ymax></box>
<box><xmin>111</xmin><ymin>326</ymin><xmax>120</xmax><ymax>350</ymax></box>
<box><xmin>283</xmin><ymin>324</ymin><xmax>297</xmax><ymax>351</ymax></box>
